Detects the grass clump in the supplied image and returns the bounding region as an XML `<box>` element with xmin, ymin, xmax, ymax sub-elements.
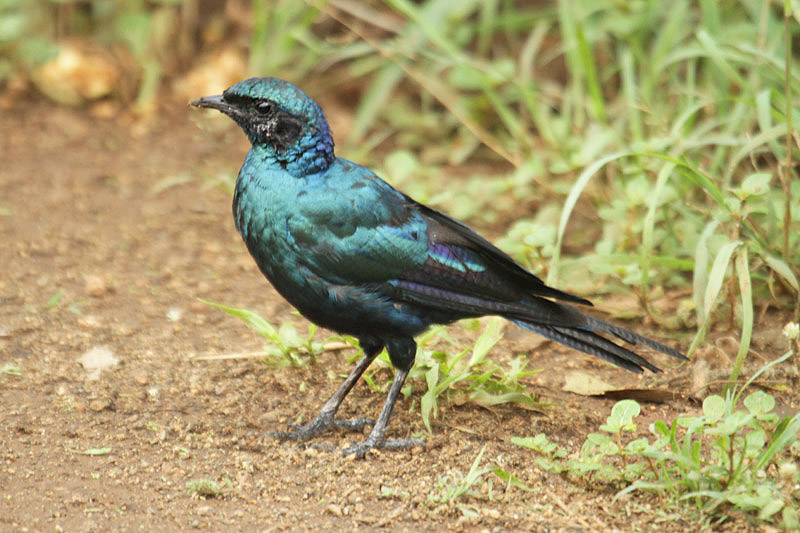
<box><xmin>186</xmin><ymin>477</ymin><xmax>233</xmax><ymax>499</ymax></box>
<box><xmin>1</xmin><ymin>362</ymin><xmax>22</xmax><ymax>376</ymax></box>
<box><xmin>359</xmin><ymin>317</ymin><xmax>544</xmax><ymax>434</ymax></box>
<box><xmin>199</xmin><ymin>299</ymin><xmax>338</xmax><ymax>367</ymax></box>
<box><xmin>511</xmin><ymin>351</ymin><xmax>800</xmax><ymax>529</ymax></box>
<box><xmin>202</xmin><ymin>300</ymin><xmax>544</xmax><ymax>431</ymax></box>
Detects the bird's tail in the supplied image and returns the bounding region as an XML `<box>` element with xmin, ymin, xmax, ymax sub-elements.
<box><xmin>510</xmin><ymin>316</ymin><xmax>686</xmax><ymax>374</ymax></box>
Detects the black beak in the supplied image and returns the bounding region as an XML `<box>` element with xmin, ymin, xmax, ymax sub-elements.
<box><xmin>190</xmin><ymin>94</ymin><xmax>237</xmax><ymax>116</ymax></box>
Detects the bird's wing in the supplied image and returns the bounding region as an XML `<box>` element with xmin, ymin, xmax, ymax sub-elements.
<box><xmin>389</xmin><ymin>202</ymin><xmax>686</xmax><ymax>365</ymax></box>
<box><xmin>288</xmin><ymin>165</ymin><xmax>685</xmax><ymax>368</ymax></box>
<box><xmin>386</xmin><ymin>200</ymin><xmax>593</xmax><ymax>327</ymax></box>
<box><xmin>288</xmin><ymin>164</ymin><xmax>589</xmax><ymax>326</ymax></box>
<box><xmin>287</xmin><ymin>166</ymin><xmax>431</xmax><ymax>284</ymax></box>
<box><xmin>409</xmin><ymin>202</ymin><xmax>590</xmax><ymax>305</ymax></box>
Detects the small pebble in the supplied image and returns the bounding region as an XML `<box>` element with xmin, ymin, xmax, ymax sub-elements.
<box><xmin>89</xmin><ymin>399</ymin><xmax>107</xmax><ymax>412</ymax></box>
<box><xmin>325</xmin><ymin>504</ymin><xmax>342</xmax><ymax>516</ymax></box>
<box><xmin>189</xmin><ymin>301</ymin><xmax>207</xmax><ymax>313</ymax></box>
<box><xmin>84</xmin><ymin>274</ymin><xmax>108</xmax><ymax>297</ymax></box>
<box><xmin>78</xmin><ymin>315</ymin><xmax>103</xmax><ymax>329</ymax></box>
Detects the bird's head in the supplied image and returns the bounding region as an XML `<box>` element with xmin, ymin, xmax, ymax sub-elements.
<box><xmin>191</xmin><ymin>77</ymin><xmax>334</xmax><ymax>174</ymax></box>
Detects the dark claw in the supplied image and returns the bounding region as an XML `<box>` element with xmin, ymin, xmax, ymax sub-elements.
<box><xmin>317</xmin><ymin>418</ymin><xmax>373</xmax><ymax>432</ymax></box>
<box><xmin>269</xmin><ymin>412</ymin><xmax>374</xmax><ymax>442</ymax></box>
<box><xmin>289</xmin><ymin>418</ymin><xmax>375</xmax><ymax>432</ymax></box>
<box><xmin>343</xmin><ymin>436</ymin><xmax>426</xmax><ymax>458</ymax></box>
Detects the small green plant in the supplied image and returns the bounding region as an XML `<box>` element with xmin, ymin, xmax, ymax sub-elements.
<box><xmin>75</xmin><ymin>447</ymin><xmax>112</xmax><ymax>456</ymax></box>
<box><xmin>416</xmin><ymin>318</ymin><xmax>543</xmax><ymax>433</ymax></box>
<box><xmin>430</xmin><ymin>443</ymin><xmax>493</xmax><ymax>512</ymax></box>
<box><xmin>361</xmin><ymin>317</ymin><xmax>545</xmax><ymax>433</ymax></box>
<box><xmin>203</xmin><ymin>299</ymin><xmax>543</xmax><ymax>432</ymax></box>
<box><xmin>200</xmin><ymin>299</ymin><xmax>343</xmax><ymax>366</ymax></box>
<box><xmin>510</xmin><ymin>432</ymin><xmax>568</xmax><ymax>476</ymax></box>
<box><xmin>1</xmin><ymin>363</ymin><xmax>22</xmax><ymax>376</ymax></box>
<box><xmin>174</xmin><ymin>446</ymin><xmax>190</xmax><ymax>459</ymax></box>
<box><xmin>45</xmin><ymin>289</ymin><xmax>63</xmax><ymax>310</ymax></box>
<box><xmin>512</xmin><ymin>352</ymin><xmax>800</xmax><ymax>529</ymax></box>
<box><xmin>514</xmin><ymin>400</ymin><xmax>651</xmax><ymax>484</ymax></box>
<box><xmin>186</xmin><ymin>478</ymin><xmax>232</xmax><ymax>499</ymax></box>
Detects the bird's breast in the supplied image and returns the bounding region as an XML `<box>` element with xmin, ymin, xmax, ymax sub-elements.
<box><xmin>233</xmin><ymin>171</ymin><xmax>294</xmax><ymax>268</ymax></box>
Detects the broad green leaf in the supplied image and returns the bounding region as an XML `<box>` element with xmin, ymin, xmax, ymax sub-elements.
<box><xmin>601</xmin><ymin>399</ymin><xmax>641</xmax><ymax>433</ymax></box>
<box><xmin>706</xmin><ymin>411</ymin><xmax>753</xmax><ymax>436</ymax></box>
<box><xmin>764</xmin><ymin>255</ymin><xmax>800</xmax><ymax>292</ymax></box>
<box><xmin>740</xmin><ymin>172</ymin><xmax>772</xmax><ymax>196</ymax></box>
<box><xmin>583</xmin><ymin>432</ymin><xmax>618</xmax><ymax>455</ymax></box>
<box><xmin>625</xmin><ymin>437</ymin><xmax>651</xmax><ymax>454</ymax></box>
<box><xmin>511</xmin><ymin>434</ymin><xmax>558</xmax><ymax>455</ymax></box>
<box><xmin>743</xmin><ymin>390</ymin><xmax>775</xmax><ymax>416</ymax></box>
<box><xmin>758</xmin><ymin>499</ymin><xmax>784</xmax><ymax>520</ymax></box>
<box><xmin>783</xmin><ymin>506</ymin><xmax>799</xmax><ymax>530</ymax></box>
<box><xmin>702</xmin><ymin>395</ymin><xmax>726</xmax><ymax>419</ymax></box>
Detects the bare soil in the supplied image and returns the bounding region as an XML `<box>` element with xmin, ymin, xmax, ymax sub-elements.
<box><xmin>1</xmin><ymin>98</ymin><xmax>796</xmax><ymax>532</ymax></box>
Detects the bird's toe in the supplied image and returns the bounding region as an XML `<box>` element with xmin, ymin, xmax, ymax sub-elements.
<box><xmin>332</xmin><ymin>418</ymin><xmax>374</xmax><ymax>431</ymax></box>
<box><xmin>270</xmin><ymin>413</ymin><xmax>375</xmax><ymax>443</ymax></box>
<box><xmin>342</xmin><ymin>436</ymin><xmax>425</xmax><ymax>458</ymax></box>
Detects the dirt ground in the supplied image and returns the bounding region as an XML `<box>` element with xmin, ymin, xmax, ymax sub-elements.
<box><xmin>1</xmin><ymin>96</ymin><xmax>797</xmax><ymax>532</ymax></box>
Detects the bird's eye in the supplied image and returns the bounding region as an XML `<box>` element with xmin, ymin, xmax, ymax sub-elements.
<box><xmin>255</xmin><ymin>101</ymin><xmax>273</xmax><ymax>115</ymax></box>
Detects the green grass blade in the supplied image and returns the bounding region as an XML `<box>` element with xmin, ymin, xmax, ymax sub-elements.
<box><xmin>703</xmin><ymin>240</ymin><xmax>740</xmax><ymax>322</ymax></box>
<box><xmin>198</xmin><ymin>298</ymin><xmax>278</xmax><ymax>339</ymax></box>
<box><xmin>549</xmin><ymin>151</ymin><xmax>630</xmax><ymax>286</ymax></box>
<box><xmin>755</xmin><ymin>410</ymin><xmax>800</xmax><ymax>471</ymax></box>
<box><xmin>573</xmin><ymin>16</ymin><xmax>605</xmax><ymax>122</ymax></box>
<box><xmin>728</xmin><ymin>246</ymin><xmax>753</xmax><ymax>384</ymax></box>
<box><xmin>693</xmin><ymin>220</ymin><xmax>720</xmax><ymax>323</ymax></box>
<box><xmin>640</xmin><ymin>162</ymin><xmax>676</xmax><ymax>310</ymax></box>
<box><xmin>764</xmin><ymin>255</ymin><xmax>800</xmax><ymax>293</ymax></box>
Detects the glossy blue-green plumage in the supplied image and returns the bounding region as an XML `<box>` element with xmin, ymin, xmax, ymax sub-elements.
<box><xmin>192</xmin><ymin>77</ymin><xmax>685</xmax><ymax>456</ymax></box>
<box><xmin>233</xmin><ymin>146</ymin><xmax>441</xmax><ymax>339</ymax></box>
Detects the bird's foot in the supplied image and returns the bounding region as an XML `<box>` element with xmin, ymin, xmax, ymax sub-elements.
<box><xmin>343</xmin><ymin>436</ymin><xmax>426</xmax><ymax>459</ymax></box>
<box><xmin>269</xmin><ymin>411</ymin><xmax>374</xmax><ymax>442</ymax></box>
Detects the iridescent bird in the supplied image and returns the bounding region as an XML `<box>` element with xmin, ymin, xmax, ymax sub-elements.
<box><xmin>192</xmin><ymin>77</ymin><xmax>685</xmax><ymax>458</ymax></box>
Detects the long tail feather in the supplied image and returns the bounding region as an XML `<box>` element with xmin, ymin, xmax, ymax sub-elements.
<box><xmin>583</xmin><ymin>316</ymin><xmax>686</xmax><ymax>360</ymax></box>
<box><xmin>510</xmin><ymin>317</ymin><xmax>686</xmax><ymax>374</ymax></box>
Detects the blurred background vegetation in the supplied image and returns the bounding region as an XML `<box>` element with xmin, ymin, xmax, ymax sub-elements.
<box><xmin>2</xmin><ymin>0</ymin><xmax>799</xmax><ymax>368</ymax></box>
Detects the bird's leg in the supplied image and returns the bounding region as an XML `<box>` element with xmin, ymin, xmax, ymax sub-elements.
<box><xmin>342</xmin><ymin>365</ymin><xmax>425</xmax><ymax>458</ymax></box>
<box><xmin>270</xmin><ymin>342</ymin><xmax>380</xmax><ymax>442</ymax></box>
<box><xmin>343</xmin><ymin>337</ymin><xmax>425</xmax><ymax>458</ymax></box>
